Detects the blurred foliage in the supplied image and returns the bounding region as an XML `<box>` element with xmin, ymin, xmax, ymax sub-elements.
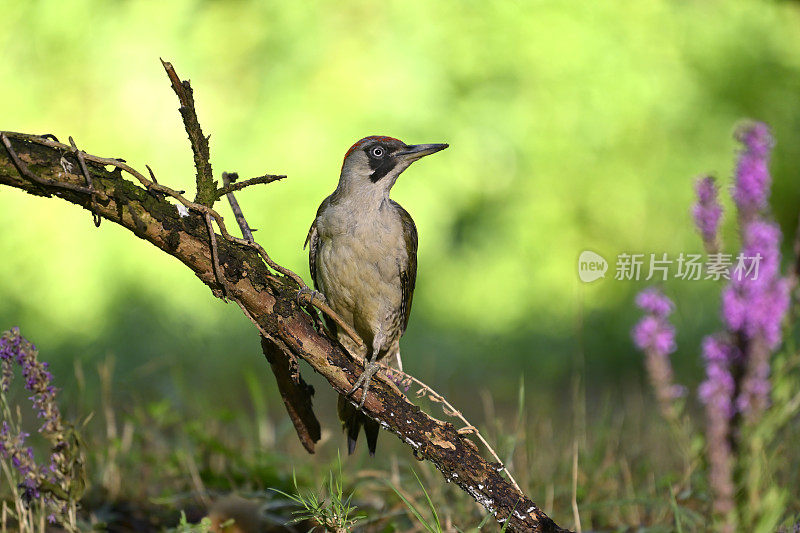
<box><xmin>1</xmin><ymin>0</ymin><xmax>800</xmax><ymax>399</ymax></box>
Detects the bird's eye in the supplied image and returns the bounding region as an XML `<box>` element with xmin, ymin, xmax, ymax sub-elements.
<box><xmin>370</xmin><ymin>146</ymin><xmax>385</xmax><ymax>158</ymax></box>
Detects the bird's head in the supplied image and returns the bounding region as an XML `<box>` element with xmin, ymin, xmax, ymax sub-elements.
<box><xmin>337</xmin><ymin>135</ymin><xmax>448</xmax><ymax>195</ymax></box>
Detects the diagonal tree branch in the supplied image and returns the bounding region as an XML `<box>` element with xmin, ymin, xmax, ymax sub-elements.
<box><xmin>0</xmin><ymin>132</ymin><xmax>568</xmax><ymax>532</ymax></box>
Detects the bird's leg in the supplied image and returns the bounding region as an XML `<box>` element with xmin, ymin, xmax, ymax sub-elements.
<box><xmin>348</xmin><ymin>334</ymin><xmax>385</xmax><ymax>409</ymax></box>
<box><xmin>349</xmin><ymin>357</ymin><xmax>380</xmax><ymax>410</ymax></box>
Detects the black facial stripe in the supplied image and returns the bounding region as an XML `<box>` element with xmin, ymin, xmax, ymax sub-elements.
<box><xmin>365</xmin><ymin>142</ymin><xmax>402</xmax><ymax>183</ymax></box>
<box><xmin>369</xmin><ymin>158</ymin><xmax>397</xmax><ymax>182</ymax></box>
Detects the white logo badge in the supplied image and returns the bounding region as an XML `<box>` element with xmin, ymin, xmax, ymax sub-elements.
<box><xmin>578</xmin><ymin>251</ymin><xmax>607</xmax><ymax>283</ymax></box>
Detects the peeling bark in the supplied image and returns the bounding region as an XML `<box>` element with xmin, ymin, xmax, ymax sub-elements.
<box><xmin>260</xmin><ymin>335</ymin><xmax>321</xmax><ymax>454</ymax></box>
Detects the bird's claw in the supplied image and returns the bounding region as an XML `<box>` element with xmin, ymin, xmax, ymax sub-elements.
<box><xmin>297</xmin><ymin>287</ymin><xmax>325</xmax><ymax>306</ymax></box>
<box><xmin>348</xmin><ymin>361</ymin><xmax>381</xmax><ymax>410</ymax></box>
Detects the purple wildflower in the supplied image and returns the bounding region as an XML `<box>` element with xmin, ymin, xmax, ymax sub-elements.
<box><xmin>698</xmin><ymin>336</ymin><xmax>736</xmax><ymax>418</ymax></box>
<box><xmin>632</xmin><ymin>315</ymin><xmax>676</xmax><ymax>355</ymax></box>
<box><xmin>1</xmin><ymin>328</ymin><xmax>63</xmax><ymax>435</ymax></box>
<box><xmin>0</xmin><ymin>419</ymin><xmax>39</xmax><ymax>506</ymax></box>
<box><xmin>720</xmin><ymin>219</ymin><xmax>788</xmax><ymax>417</ymax></box>
<box><xmin>721</xmin><ymin>222</ymin><xmax>788</xmax><ymax>348</ymax></box>
<box><xmin>718</xmin><ymin>122</ymin><xmax>788</xmax><ymax>419</ymax></box>
<box><xmin>732</xmin><ymin>122</ymin><xmax>773</xmax><ymax>221</ymax></box>
<box><xmin>691</xmin><ymin>121</ymin><xmax>787</xmax><ymax>527</ymax></box>
<box><xmin>0</xmin><ymin>329</ymin><xmax>20</xmax><ymax>392</ymax></box>
<box><xmin>0</xmin><ymin>328</ymin><xmax>78</xmax><ymax>524</ymax></box>
<box><xmin>19</xmin><ymin>477</ymin><xmax>41</xmax><ymax>503</ymax></box>
<box><xmin>692</xmin><ymin>175</ymin><xmax>723</xmax><ymax>252</ymax></box>
<box><xmin>633</xmin><ymin>288</ymin><xmax>676</xmax><ymax>355</ymax></box>
<box><xmin>632</xmin><ymin>288</ymin><xmax>683</xmax><ymax>419</ymax></box>
<box><xmin>697</xmin><ymin>335</ymin><xmax>737</xmax><ymax>524</ymax></box>
<box><xmin>635</xmin><ymin>287</ymin><xmax>675</xmax><ymax>318</ymax></box>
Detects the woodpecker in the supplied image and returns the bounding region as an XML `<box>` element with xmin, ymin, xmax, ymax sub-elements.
<box><xmin>305</xmin><ymin>135</ymin><xmax>448</xmax><ymax>454</ymax></box>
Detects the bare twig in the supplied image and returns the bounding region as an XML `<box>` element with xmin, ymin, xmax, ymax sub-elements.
<box><xmin>203</xmin><ymin>212</ymin><xmax>229</xmax><ymax>299</ymax></box>
<box><xmin>145</xmin><ymin>165</ymin><xmax>159</xmax><ymax>184</ymax></box>
<box><xmin>222</xmin><ymin>172</ymin><xmax>255</xmax><ymax>242</ymax></box>
<box><xmin>0</xmin><ymin>133</ymin><xmax>95</xmax><ymax>196</ymax></box>
<box><xmin>216</xmin><ymin>173</ymin><xmax>285</xmax><ymax>200</ymax></box>
<box><xmin>384</xmin><ymin>365</ymin><xmax>523</xmax><ymax>493</ymax></box>
<box><xmin>68</xmin><ymin>136</ymin><xmax>101</xmax><ymax>227</ymax></box>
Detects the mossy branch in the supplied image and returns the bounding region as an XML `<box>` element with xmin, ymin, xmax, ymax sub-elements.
<box><xmin>0</xmin><ymin>62</ymin><xmax>570</xmax><ymax>531</ymax></box>
<box><xmin>160</xmin><ymin>59</ymin><xmax>217</xmax><ymax>207</ymax></box>
<box><xmin>0</xmin><ymin>129</ymin><xmax>568</xmax><ymax>533</ymax></box>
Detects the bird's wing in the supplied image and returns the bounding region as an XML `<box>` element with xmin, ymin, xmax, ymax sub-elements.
<box><xmin>305</xmin><ymin>221</ymin><xmax>319</xmax><ymax>289</ymax></box>
<box><xmin>392</xmin><ymin>200</ymin><xmax>418</xmax><ymax>333</ymax></box>
<box><xmin>304</xmin><ymin>196</ymin><xmax>331</xmax><ymax>290</ymax></box>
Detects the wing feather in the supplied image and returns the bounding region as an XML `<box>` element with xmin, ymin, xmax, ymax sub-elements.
<box><xmin>305</xmin><ymin>196</ymin><xmax>331</xmax><ymax>290</ymax></box>
<box><xmin>392</xmin><ymin>200</ymin><xmax>418</xmax><ymax>333</ymax></box>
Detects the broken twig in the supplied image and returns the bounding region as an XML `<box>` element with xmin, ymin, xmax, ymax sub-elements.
<box><xmin>160</xmin><ymin>59</ymin><xmax>216</xmax><ymax>206</ymax></box>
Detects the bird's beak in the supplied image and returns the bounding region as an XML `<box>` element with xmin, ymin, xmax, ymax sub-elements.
<box><xmin>396</xmin><ymin>143</ymin><xmax>449</xmax><ymax>162</ymax></box>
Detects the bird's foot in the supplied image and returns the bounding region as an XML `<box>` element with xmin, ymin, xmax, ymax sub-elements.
<box><xmin>348</xmin><ymin>361</ymin><xmax>381</xmax><ymax>410</ymax></box>
<box><xmin>296</xmin><ymin>287</ymin><xmax>325</xmax><ymax>307</ymax></box>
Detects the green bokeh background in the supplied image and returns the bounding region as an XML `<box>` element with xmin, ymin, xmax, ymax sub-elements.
<box><xmin>1</xmin><ymin>0</ymin><xmax>799</xmax><ymax>406</ymax></box>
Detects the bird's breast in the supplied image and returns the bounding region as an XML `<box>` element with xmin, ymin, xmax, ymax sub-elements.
<box><xmin>314</xmin><ymin>204</ymin><xmax>407</xmax><ymax>341</ymax></box>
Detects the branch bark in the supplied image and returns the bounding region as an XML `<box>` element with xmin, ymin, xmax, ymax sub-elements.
<box><xmin>0</xmin><ymin>132</ymin><xmax>569</xmax><ymax>532</ymax></box>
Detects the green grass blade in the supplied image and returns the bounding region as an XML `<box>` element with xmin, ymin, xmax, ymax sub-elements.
<box><xmin>412</xmin><ymin>469</ymin><xmax>442</xmax><ymax>532</ymax></box>
<box><xmin>390</xmin><ymin>479</ymin><xmax>439</xmax><ymax>533</ymax></box>
<box><xmin>669</xmin><ymin>487</ymin><xmax>684</xmax><ymax>533</ymax></box>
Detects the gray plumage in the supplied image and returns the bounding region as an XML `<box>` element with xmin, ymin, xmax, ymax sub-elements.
<box><xmin>305</xmin><ymin>136</ymin><xmax>447</xmax><ymax>454</ymax></box>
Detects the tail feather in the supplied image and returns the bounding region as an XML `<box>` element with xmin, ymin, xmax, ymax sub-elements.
<box><xmin>363</xmin><ymin>418</ymin><xmax>379</xmax><ymax>457</ymax></box>
<box><xmin>338</xmin><ymin>394</ymin><xmax>379</xmax><ymax>456</ymax></box>
<box><xmin>347</xmin><ymin>428</ymin><xmax>359</xmax><ymax>455</ymax></box>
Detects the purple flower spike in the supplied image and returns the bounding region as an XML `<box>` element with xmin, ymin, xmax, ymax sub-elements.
<box><xmin>632</xmin><ymin>288</ymin><xmax>681</xmax><ymax>419</ymax></box>
<box><xmin>698</xmin><ymin>335</ymin><xmax>736</xmax><ymax>520</ymax></box>
<box><xmin>679</xmin><ymin>121</ymin><xmax>785</xmax><ymax>525</ymax></box>
<box><xmin>692</xmin><ymin>175</ymin><xmax>723</xmax><ymax>252</ymax></box>
<box><xmin>722</xmin><ymin>220</ymin><xmax>788</xmax><ymax>349</ymax></box>
<box><xmin>632</xmin><ymin>316</ymin><xmax>676</xmax><ymax>355</ymax></box>
<box><xmin>635</xmin><ymin>287</ymin><xmax>675</xmax><ymax>318</ymax></box>
<box><xmin>719</xmin><ymin>122</ymin><xmax>788</xmax><ymax>420</ymax></box>
<box><xmin>698</xmin><ymin>336</ymin><xmax>736</xmax><ymax>418</ymax></box>
<box><xmin>733</xmin><ymin>122</ymin><xmax>774</xmax><ymax>220</ymax></box>
<box><xmin>0</xmin><ymin>328</ymin><xmax>75</xmax><ymax>524</ymax></box>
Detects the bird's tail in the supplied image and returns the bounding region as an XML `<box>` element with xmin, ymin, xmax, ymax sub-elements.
<box><xmin>337</xmin><ymin>394</ymin><xmax>379</xmax><ymax>456</ymax></box>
